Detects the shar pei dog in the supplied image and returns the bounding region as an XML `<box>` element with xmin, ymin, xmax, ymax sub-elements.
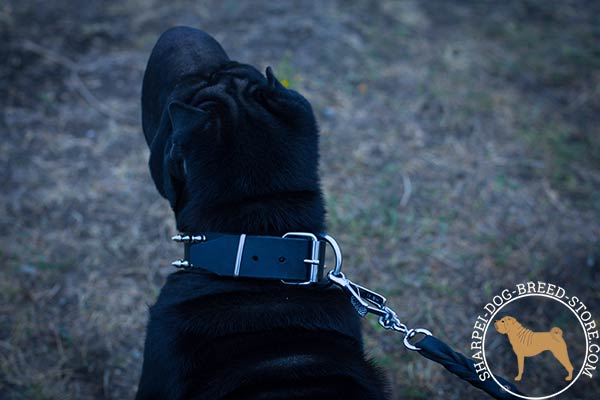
<box><xmin>135</xmin><ymin>27</ymin><xmax>389</xmax><ymax>400</ymax></box>
<box><xmin>494</xmin><ymin>316</ymin><xmax>574</xmax><ymax>382</ymax></box>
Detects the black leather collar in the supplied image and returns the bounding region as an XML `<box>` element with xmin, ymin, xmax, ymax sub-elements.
<box><xmin>171</xmin><ymin>232</ymin><xmax>328</xmax><ymax>284</ymax></box>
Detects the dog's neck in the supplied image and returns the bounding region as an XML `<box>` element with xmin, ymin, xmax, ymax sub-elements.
<box><xmin>174</xmin><ymin>190</ymin><xmax>326</xmax><ymax>236</ymax></box>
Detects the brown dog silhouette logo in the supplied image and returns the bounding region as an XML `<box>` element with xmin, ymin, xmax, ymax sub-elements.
<box><xmin>494</xmin><ymin>316</ymin><xmax>574</xmax><ymax>382</ymax></box>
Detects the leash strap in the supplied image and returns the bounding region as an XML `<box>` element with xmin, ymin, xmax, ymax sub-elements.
<box><xmin>171</xmin><ymin>232</ymin><xmax>326</xmax><ymax>284</ymax></box>
<box><xmin>415</xmin><ymin>335</ymin><xmax>523</xmax><ymax>399</ymax></box>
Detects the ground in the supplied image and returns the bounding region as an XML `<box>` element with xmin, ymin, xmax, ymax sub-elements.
<box><xmin>1</xmin><ymin>0</ymin><xmax>599</xmax><ymax>399</ymax></box>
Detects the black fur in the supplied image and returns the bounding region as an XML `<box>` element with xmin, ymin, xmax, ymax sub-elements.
<box><xmin>137</xmin><ymin>26</ymin><xmax>389</xmax><ymax>399</ymax></box>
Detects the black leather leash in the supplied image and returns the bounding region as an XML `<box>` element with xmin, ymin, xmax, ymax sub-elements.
<box><xmin>415</xmin><ymin>335</ymin><xmax>523</xmax><ymax>399</ymax></box>
<box><xmin>171</xmin><ymin>231</ymin><xmax>523</xmax><ymax>399</ymax></box>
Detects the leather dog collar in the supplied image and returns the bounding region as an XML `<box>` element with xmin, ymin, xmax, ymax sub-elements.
<box><xmin>171</xmin><ymin>232</ymin><xmax>341</xmax><ymax>285</ymax></box>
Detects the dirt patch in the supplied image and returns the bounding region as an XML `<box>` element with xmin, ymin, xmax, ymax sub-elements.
<box><xmin>1</xmin><ymin>1</ymin><xmax>599</xmax><ymax>398</ymax></box>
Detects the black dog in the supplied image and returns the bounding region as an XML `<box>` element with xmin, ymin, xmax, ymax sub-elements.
<box><xmin>136</xmin><ymin>27</ymin><xmax>388</xmax><ymax>400</ymax></box>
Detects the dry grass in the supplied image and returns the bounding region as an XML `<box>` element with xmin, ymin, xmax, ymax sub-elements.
<box><xmin>1</xmin><ymin>0</ymin><xmax>599</xmax><ymax>399</ymax></box>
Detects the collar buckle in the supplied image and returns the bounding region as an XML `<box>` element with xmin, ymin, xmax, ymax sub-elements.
<box><xmin>280</xmin><ymin>232</ymin><xmax>321</xmax><ymax>285</ymax></box>
<box><xmin>280</xmin><ymin>232</ymin><xmax>343</xmax><ymax>285</ymax></box>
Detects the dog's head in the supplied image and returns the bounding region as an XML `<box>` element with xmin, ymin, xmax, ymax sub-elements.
<box><xmin>142</xmin><ymin>27</ymin><xmax>324</xmax><ymax>235</ymax></box>
<box><xmin>494</xmin><ymin>316</ymin><xmax>518</xmax><ymax>335</ymax></box>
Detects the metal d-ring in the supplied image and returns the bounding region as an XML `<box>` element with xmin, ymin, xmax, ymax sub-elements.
<box><xmin>318</xmin><ymin>233</ymin><xmax>343</xmax><ymax>276</ymax></box>
<box><xmin>403</xmin><ymin>328</ymin><xmax>433</xmax><ymax>351</ymax></box>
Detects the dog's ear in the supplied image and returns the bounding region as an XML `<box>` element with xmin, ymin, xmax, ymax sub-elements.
<box><xmin>265</xmin><ymin>66</ymin><xmax>287</xmax><ymax>91</ymax></box>
<box><xmin>168</xmin><ymin>101</ymin><xmax>210</xmax><ymax>146</ymax></box>
<box><xmin>160</xmin><ymin>102</ymin><xmax>211</xmax><ymax>210</ymax></box>
<box><xmin>260</xmin><ymin>67</ymin><xmax>314</xmax><ymax>126</ymax></box>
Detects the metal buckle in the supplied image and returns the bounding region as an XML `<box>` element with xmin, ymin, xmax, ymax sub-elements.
<box><xmin>280</xmin><ymin>232</ymin><xmax>343</xmax><ymax>285</ymax></box>
<box><xmin>280</xmin><ymin>232</ymin><xmax>321</xmax><ymax>285</ymax></box>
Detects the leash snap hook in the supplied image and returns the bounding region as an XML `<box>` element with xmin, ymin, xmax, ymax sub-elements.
<box><xmin>328</xmin><ymin>269</ymin><xmax>434</xmax><ymax>351</ymax></box>
<box><xmin>328</xmin><ymin>271</ymin><xmax>388</xmax><ymax>318</ymax></box>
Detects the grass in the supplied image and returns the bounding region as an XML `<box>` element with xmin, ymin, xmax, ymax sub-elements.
<box><xmin>1</xmin><ymin>0</ymin><xmax>599</xmax><ymax>399</ymax></box>
<box><xmin>274</xmin><ymin>51</ymin><xmax>300</xmax><ymax>89</ymax></box>
<box><xmin>484</xmin><ymin>20</ymin><xmax>600</xmax><ymax>87</ymax></box>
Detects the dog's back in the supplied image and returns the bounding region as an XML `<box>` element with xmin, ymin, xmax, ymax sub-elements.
<box><xmin>137</xmin><ymin>273</ymin><xmax>388</xmax><ymax>399</ymax></box>
<box><xmin>136</xmin><ymin>27</ymin><xmax>388</xmax><ymax>400</ymax></box>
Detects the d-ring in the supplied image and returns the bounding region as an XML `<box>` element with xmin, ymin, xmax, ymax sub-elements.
<box><xmin>403</xmin><ymin>328</ymin><xmax>433</xmax><ymax>351</ymax></box>
<box><xmin>318</xmin><ymin>233</ymin><xmax>343</xmax><ymax>276</ymax></box>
